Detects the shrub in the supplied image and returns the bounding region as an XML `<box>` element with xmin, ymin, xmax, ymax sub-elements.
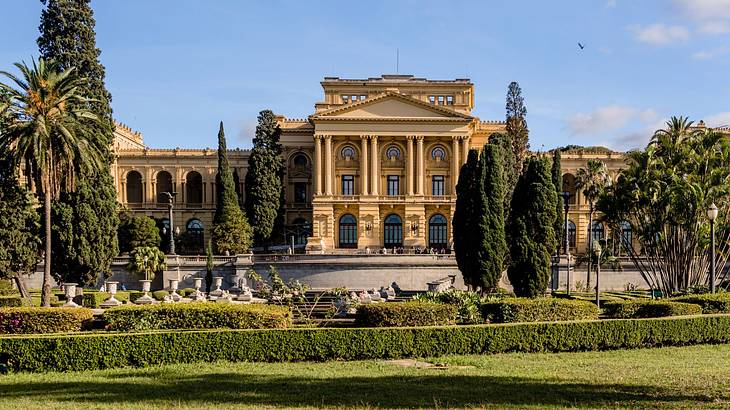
<box><xmin>413</xmin><ymin>290</ymin><xmax>484</xmax><ymax>324</ymax></box>
<box><xmin>152</xmin><ymin>290</ymin><xmax>169</xmax><ymax>301</ymax></box>
<box><xmin>129</xmin><ymin>291</ymin><xmax>144</xmax><ymax>303</ymax></box>
<box><xmin>481</xmin><ymin>298</ymin><xmax>599</xmax><ymax>323</ymax></box>
<box><xmin>355</xmin><ymin>302</ymin><xmax>457</xmax><ymax>327</ymax></box>
<box><xmin>3</xmin><ymin>315</ymin><xmax>730</xmax><ymax>372</ymax></box>
<box><xmin>0</xmin><ymin>307</ymin><xmax>94</xmax><ymax>334</ymax></box>
<box><xmin>178</xmin><ymin>288</ymin><xmax>196</xmax><ymax>297</ymax></box>
<box><xmin>672</xmin><ymin>293</ymin><xmax>730</xmax><ymax>314</ymax></box>
<box><xmin>0</xmin><ymin>296</ymin><xmax>22</xmax><ymax>308</ymax></box>
<box><xmin>603</xmin><ymin>300</ymin><xmax>702</xmax><ymax>319</ymax></box>
<box><xmin>102</xmin><ymin>303</ymin><xmax>291</xmax><ymax>331</ymax></box>
<box><xmin>81</xmin><ymin>291</ymin><xmax>131</xmax><ymax>308</ymax></box>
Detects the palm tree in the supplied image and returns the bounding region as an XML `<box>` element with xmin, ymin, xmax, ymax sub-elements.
<box><xmin>0</xmin><ymin>59</ymin><xmax>103</xmax><ymax>306</ymax></box>
<box><xmin>576</xmin><ymin>159</ymin><xmax>609</xmax><ymax>289</ymax></box>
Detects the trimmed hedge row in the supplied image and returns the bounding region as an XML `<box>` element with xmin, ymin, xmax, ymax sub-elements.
<box><xmin>673</xmin><ymin>293</ymin><xmax>730</xmax><ymax>314</ymax></box>
<box><xmin>0</xmin><ymin>307</ymin><xmax>94</xmax><ymax>334</ymax></box>
<box><xmin>102</xmin><ymin>303</ymin><xmax>292</xmax><ymax>331</ymax></box>
<box><xmin>355</xmin><ymin>302</ymin><xmax>457</xmax><ymax>327</ymax></box>
<box><xmin>2</xmin><ymin>314</ymin><xmax>730</xmax><ymax>372</ymax></box>
<box><xmin>481</xmin><ymin>298</ymin><xmax>599</xmax><ymax>323</ymax></box>
<box><xmin>0</xmin><ymin>296</ymin><xmax>22</xmax><ymax>307</ymax></box>
<box><xmin>603</xmin><ymin>300</ymin><xmax>702</xmax><ymax>318</ymax></box>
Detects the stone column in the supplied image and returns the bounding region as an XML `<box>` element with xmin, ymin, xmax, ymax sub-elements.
<box><xmin>406</xmin><ymin>136</ymin><xmax>414</xmax><ymax>196</ymax></box>
<box><xmin>462</xmin><ymin>136</ymin><xmax>470</xmax><ymax>164</ymax></box>
<box><xmin>325</xmin><ymin>135</ymin><xmax>333</xmax><ymax>196</ymax></box>
<box><xmin>416</xmin><ymin>136</ymin><xmax>424</xmax><ymax>195</ymax></box>
<box><xmin>370</xmin><ymin>136</ymin><xmax>379</xmax><ymax>196</ymax></box>
<box><xmin>314</xmin><ymin>135</ymin><xmax>322</xmax><ymax>195</ymax></box>
<box><xmin>452</xmin><ymin>136</ymin><xmax>460</xmax><ymax>192</ymax></box>
<box><xmin>360</xmin><ymin>135</ymin><xmax>369</xmax><ymax>195</ymax></box>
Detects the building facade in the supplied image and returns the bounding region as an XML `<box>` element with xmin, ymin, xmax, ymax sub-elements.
<box><xmin>112</xmin><ymin>74</ymin><xmax>645</xmax><ymax>255</ymax></box>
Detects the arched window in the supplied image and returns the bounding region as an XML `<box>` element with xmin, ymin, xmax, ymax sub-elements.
<box><xmin>428</xmin><ymin>214</ymin><xmax>448</xmax><ymax>249</ymax></box>
<box><xmin>383</xmin><ymin>214</ymin><xmax>403</xmax><ymax>248</ymax></box>
<box><xmin>341</xmin><ymin>146</ymin><xmax>356</xmax><ymax>160</ymax></box>
<box><xmin>562</xmin><ymin>174</ymin><xmax>577</xmax><ymax>205</ymax></box>
<box><xmin>156</xmin><ymin>171</ymin><xmax>173</xmax><ymax>203</ymax></box>
<box><xmin>431</xmin><ymin>147</ymin><xmax>446</xmax><ymax>161</ymax></box>
<box><xmin>386</xmin><ymin>146</ymin><xmax>401</xmax><ymax>160</ymax></box>
<box><xmin>291</xmin><ymin>218</ymin><xmax>311</xmax><ymax>245</ymax></box>
<box><xmin>620</xmin><ymin>221</ymin><xmax>632</xmax><ymax>249</ymax></box>
<box><xmin>126</xmin><ymin>171</ymin><xmax>143</xmax><ymax>204</ymax></box>
<box><xmin>293</xmin><ymin>154</ymin><xmax>308</xmax><ymax>167</ymax></box>
<box><xmin>338</xmin><ymin>214</ymin><xmax>357</xmax><ymax>248</ymax></box>
<box><xmin>186</xmin><ymin>171</ymin><xmax>203</xmax><ymax>205</ymax></box>
<box><xmin>184</xmin><ymin>218</ymin><xmax>205</xmax><ymax>255</ymax></box>
<box><xmin>591</xmin><ymin>221</ymin><xmax>605</xmax><ymax>242</ymax></box>
<box><xmin>567</xmin><ymin>220</ymin><xmax>576</xmax><ymax>248</ymax></box>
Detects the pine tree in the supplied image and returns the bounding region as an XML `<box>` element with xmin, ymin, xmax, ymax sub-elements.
<box><xmin>506</xmin><ymin>82</ymin><xmax>529</xmax><ymax>175</ymax></box>
<box><xmin>507</xmin><ymin>156</ymin><xmax>557</xmax><ymax>297</ymax></box>
<box><xmin>38</xmin><ymin>0</ymin><xmax>119</xmax><ymax>286</ymax></box>
<box><xmin>245</xmin><ymin>110</ymin><xmax>284</xmax><ymax>249</ymax></box>
<box><xmin>212</xmin><ymin>122</ymin><xmax>253</xmax><ymax>255</ymax></box>
<box><xmin>453</xmin><ymin>149</ymin><xmax>479</xmax><ymax>289</ymax></box>
<box><xmin>551</xmin><ymin>150</ymin><xmax>564</xmax><ymax>253</ymax></box>
<box><xmin>478</xmin><ymin>144</ymin><xmax>506</xmax><ymax>290</ymax></box>
<box><xmin>0</xmin><ymin>156</ymin><xmax>40</xmax><ymax>303</ymax></box>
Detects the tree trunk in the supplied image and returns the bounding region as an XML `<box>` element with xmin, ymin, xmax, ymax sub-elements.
<box><xmin>586</xmin><ymin>208</ymin><xmax>593</xmax><ymax>290</ymax></box>
<box><xmin>41</xmin><ymin>185</ymin><xmax>52</xmax><ymax>307</ymax></box>
<box><xmin>13</xmin><ymin>276</ymin><xmax>32</xmax><ymax>307</ymax></box>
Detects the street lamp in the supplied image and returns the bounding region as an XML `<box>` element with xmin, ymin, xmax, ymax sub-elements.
<box><xmin>592</xmin><ymin>241</ymin><xmax>602</xmax><ymax>308</ymax></box>
<box><xmin>161</xmin><ymin>191</ymin><xmax>178</xmax><ymax>255</ymax></box>
<box><xmin>561</xmin><ymin>191</ymin><xmax>572</xmax><ymax>295</ymax></box>
<box><xmin>707</xmin><ymin>203</ymin><xmax>719</xmax><ymax>293</ymax></box>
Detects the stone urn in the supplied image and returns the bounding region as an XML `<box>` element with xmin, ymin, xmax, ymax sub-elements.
<box><xmin>135</xmin><ymin>279</ymin><xmax>154</xmax><ymax>305</ymax></box>
<box><xmin>62</xmin><ymin>283</ymin><xmax>79</xmax><ymax>308</ymax></box>
<box><xmin>190</xmin><ymin>277</ymin><xmax>206</xmax><ymax>301</ymax></box>
<box><xmin>209</xmin><ymin>276</ymin><xmax>225</xmax><ymax>298</ymax></box>
<box><xmin>100</xmin><ymin>281</ymin><xmax>122</xmax><ymax>308</ymax></box>
<box><xmin>168</xmin><ymin>279</ymin><xmax>182</xmax><ymax>302</ymax></box>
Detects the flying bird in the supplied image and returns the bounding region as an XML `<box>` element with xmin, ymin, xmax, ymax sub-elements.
<box><xmin>578</xmin><ymin>42</ymin><xmax>585</xmax><ymax>50</ymax></box>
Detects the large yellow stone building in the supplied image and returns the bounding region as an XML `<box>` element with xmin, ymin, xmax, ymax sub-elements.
<box><xmin>112</xmin><ymin>74</ymin><xmax>631</xmax><ymax>254</ymax></box>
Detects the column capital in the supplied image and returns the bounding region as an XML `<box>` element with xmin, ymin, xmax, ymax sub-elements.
<box><xmin>451</xmin><ymin>135</ymin><xmax>462</xmax><ymax>141</ymax></box>
<box><xmin>416</xmin><ymin>135</ymin><xmax>424</xmax><ymax>142</ymax></box>
<box><xmin>406</xmin><ymin>135</ymin><xmax>416</xmax><ymax>141</ymax></box>
<box><xmin>324</xmin><ymin>134</ymin><xmax>333</xmax><ymax>141</ymax></box>
<box><xmin>359</xmin><ymin>134</ymin><xmax>370</xmax><ymax>140</ymax></box>
<box><xmin>314</xmin><ymin>134</ymin><xmax>324</xmax><ymax>141</ymax></box>
<box><xmin>370</xmin><ymin>134</ymin><xmax>379</xmax><ymax>141</ymax></box>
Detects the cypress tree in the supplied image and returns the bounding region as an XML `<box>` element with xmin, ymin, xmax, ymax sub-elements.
<box><xmin>453</xmin><ymin>149</ymin><xmax>479</xmax><ymax>289</ymax></box>
<box><xmin>245</xmin><ymin>110</ymin><xmax>284</xmax><ymax>249</ymax></box>
<box><xmin>506</xmin><ymin>82</ymin><xmax>529</xmax><ymax>175</ymax></box>
<box><xmin>212</xmin><ymin>122</ymin><xmax>253</xmax><ymax>255</ymax></box>
<box><xmin>489</xmin><ymin>132</ymin><xmax>517</xmax><ymax>269</ymax></box>
<box><xmin>507</xmin><ymin>156</ymin><xmax>557</xmax><ymax>297</ymax></box>
<box><xmin>478</xmin><ymin>144</ymin><xmax>506</xmax><ymax>290</ymax></box>
<box><xmin>551</xmin><ymin>150</ymin><xmax>564</xmax><ymax>253</ymax></box>
<box><xmin>38</xmin><ymin>0</ymin><xmax>119</xmax><ymax>286</ymax></box>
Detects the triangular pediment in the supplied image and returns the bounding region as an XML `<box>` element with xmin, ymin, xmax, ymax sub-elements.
<box><xmin>311</xmin><ymin>92</ymin><xmax>472</xmax><ymax>121</ymax></box>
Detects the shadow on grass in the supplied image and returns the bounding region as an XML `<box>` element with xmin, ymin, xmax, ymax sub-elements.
<box><xmin>0</xmin><ymin>371</ymin><xmax>716</xmax><ymax>408</ymax></box>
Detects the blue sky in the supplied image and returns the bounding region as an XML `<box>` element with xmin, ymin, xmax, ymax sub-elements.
<box><xmin>2</xmin><ymin>0</ymin><xmax>730</xmax><ymax>151</ymax></box>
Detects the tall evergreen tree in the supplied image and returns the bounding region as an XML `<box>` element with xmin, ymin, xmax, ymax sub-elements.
<box><xmin>477</xmin><ymin>144</ymin><xmax>506</xmax><ymax>290</ymax></box>
<box><xmin>245</xmin><ymin>110</ymin><xmax>284</xmax><ymax>249</ymax></box>
<box><xmin>551</xmin><ymin>150</ymin><xmax>564</xmax><ymax>253</ymax></box>
<box><xmin>453</xmin><ymin>150</ymin><xmax>480</xmax><ymax>289</ymax></box>
<box><xmin>489</xmin><ymin>132</ymin><xmax>517</xmax><ymax>269</ymax></box>
<box><xmin>506</xmin><ymin>82</ymin><xmax>529</xmax><ymax>175</ymax></box>
<box><xmin>507</xmin><ymin>156</ymin><xmax>557</xmax><ymax>297</ymax></box>
<box><xmin>38</xmin><ymin>0</ymin><xmax>119</xmax><ymax>286</ymax></box>
<box><xmin>212</xmin><ymin>122</ymin><xmax>252</xmax><ymax>254</ymax></box>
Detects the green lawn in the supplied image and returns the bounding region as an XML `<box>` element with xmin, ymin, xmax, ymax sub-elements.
<box><xmin>1</xmin><ymin>344</ymin><xmax>729</xmax><ymax>409</ymax></box>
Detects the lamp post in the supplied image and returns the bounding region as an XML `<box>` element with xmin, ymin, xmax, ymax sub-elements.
<box><xmin>161</xmin><ymin>191</ymin><xmax>178</xmax><ymax>255</ymax></box>
<box><xmin>561</xmin><ymin>191</ymin><xmax>572</xmax><ymax>295</ymax></box>
<box><xmin>592</xmin><ymin>241</ymin><xmax>602</xmax><ymax>308</ymax></box>
<box><xmin>708</xmin><ymin>203</ymin><xmax>719</xmax><ymax>293</ymax></box>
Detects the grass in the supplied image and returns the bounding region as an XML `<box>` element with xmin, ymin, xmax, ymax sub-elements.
<box><xmin>0</xmin><ymin>344</ymin><xmax>729</xmax><ymax>409</ymax></box>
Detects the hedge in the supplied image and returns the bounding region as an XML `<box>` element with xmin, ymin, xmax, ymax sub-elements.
<box><xmin>0</xmin><ymin>307</ymin><xmax>94</xmax><ymax>334</ymax></box>
<box><xmin>481</xmin><ymin>298</ymin><xmax>599</xmax><ymax>323</ymax></box>
<box><xmin>102</xmin><ymin>303</ymin><xmax>292</xmax><ymax>331</ymax></box>
<box><xmin>355</xmin><ymin>302</ymin><xmax>457</xmax><ymax>327</ymax></box>
<box><xmin>0</xmin><ymin>296</ymin><xmax>22</xmax><ymax>307</ymax></box>
<box><xmin>672</xmin><ymin>293</ymin><xmax>730</xmax><ymax>314</ymax></box>
<box><xmin>2</xmin><ymin>314</ymin><xmax>730</xmax><ymax>372</ymax></box>
<box><xmin>603</xmin><ymin>300</ymin><xmax>702</xmax><ymax>319</ymax></box>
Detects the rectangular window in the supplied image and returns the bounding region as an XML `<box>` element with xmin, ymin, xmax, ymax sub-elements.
<box><xmin>342</xmin><ymin>95</ymin><xmax>349</xmax><ymax>104</ymax></box>
<box><xmin>351</xmin><ymin>95</ymin><xmax>358</xmax><ymax>103</ymax></box>
<box><xmin>294</xmin><ymin>182</ymin><xmax>307</xmax><ymax>203</ymax></box>
<box><xmin>437</xmin><ymin>95</ymin><xmax>445</xmax><ymax>105</ymax></box>
<box><xmin>446</xmin><ymin>95</ymin><xmax>454</xmax><ymax>105</ymax></box>
<box><xmin>432</xmin><ymin>175</ymin><xmax>445</xmax><ymax>196</ymax></box>
<box><xmin>342</xmin><ymin>175</ymin><xmax>354</xmax><ymax>196</ymax></box>
<box><xmin>387</xmin><ymin>175</ymin><xmax>400</xmax><ymax>196</ymax></box>
<box><xmin>428</xmin><ymin>95</ymin><xmax>436</xmax><ymax>104</ymax></box>
<box><xmin>359</xmin><ymin>95</ymin><xmax>367</xmax><ymax>101</ymax></box>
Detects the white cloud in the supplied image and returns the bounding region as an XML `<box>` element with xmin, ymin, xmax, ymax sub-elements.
<box><xmin>632</xmin><ymin>24</ymin><xmax>690</xmax><ymax>45</ymax></box>
<box><xmin>567</xmin><ymin>105</ymin><xmax>637</xmax><ymax>135</ymax></box>
<box><xmin>692</xmin><ymin>47</ymin><xmax>730</xmax><ymax>59</ymax></box>
<box><xmin>704</xmin><ymin>112</ymin><xmax>730</xmax><ymax>128</ymax></box>
<box><xmin>697</xmin><ymin>20</ymin><xmax>730</xmax><ymax>34</ymax></box>
<box><xmin>675</xmin><ymin>0</ymin><xmax>730</xmax><ymax>20</ymax></box>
